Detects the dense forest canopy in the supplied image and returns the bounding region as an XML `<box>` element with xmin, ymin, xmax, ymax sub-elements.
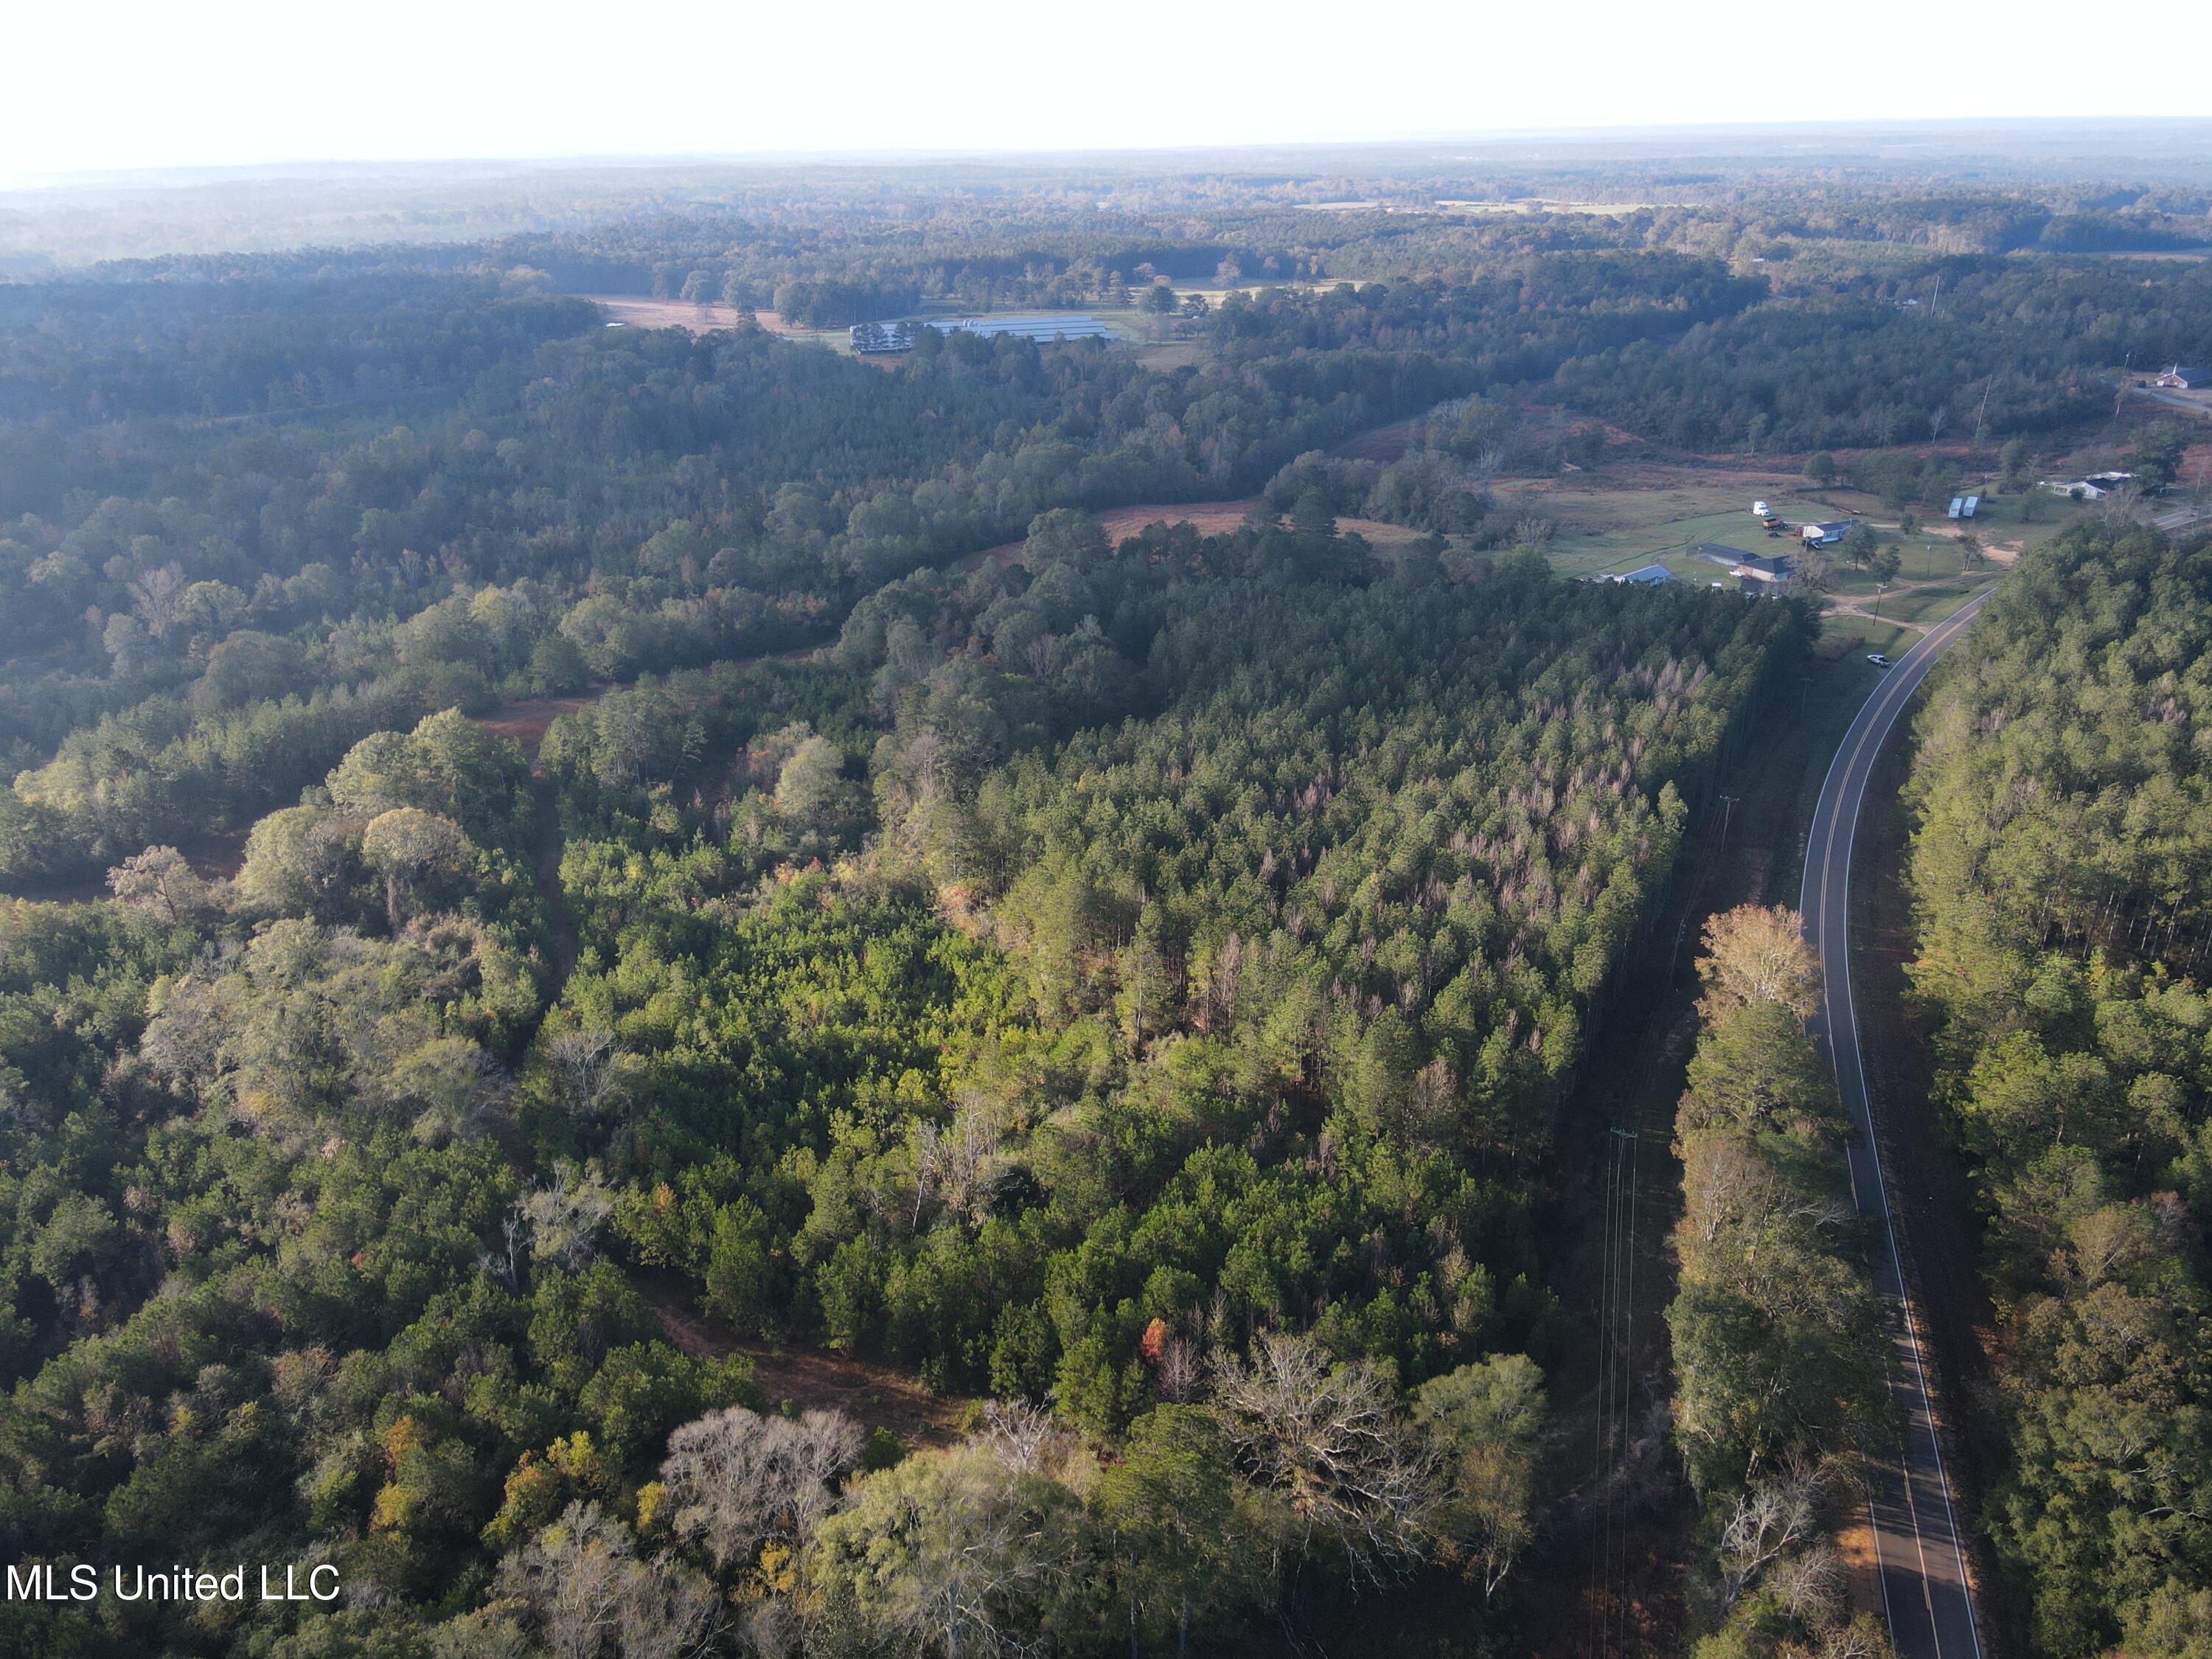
<box><xmin>0</xmin><ymin>515</ymin><xmax>1801</xmax><ymax>1653</ymax></box>
<box><xmin>1906</xmin><ymin>525</ymin><xmax>2212</xmax><ymax>1659</ymax></box>
<box><xmin>3</xmin><ymin>145</ymin><xmax>2211</xmax><ymax>1658</ymax></box>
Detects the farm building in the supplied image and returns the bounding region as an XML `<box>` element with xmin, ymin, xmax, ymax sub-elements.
<box><xmin>850</xmin><ymin>314</ymin><xmax>1115</xmax><ymax>353</ymax></box>
<box><xmin>1693</xmin><ymin>543</ymin><xmax>1792</xmax><ymax>582</ymax></box>
<box><xmin>1611</xmin><ymin>564</ymin><xmax>1672</xmax><ymax>585</ymax></box>
<box><xmin>1799</xmin><ymin>520</ymin><xmax>1857</xmax><ymax>547</ymax></box>
<box><xmin>931</xmin><ymin>314</ymin><xmax>1116</xmax><ymax>344</ymax></box>
<box><xmin>2040</xmin><ymin>471</ymin><xmax>2134</xmax><ymax>500</ymax></box>
<box><xmin>2154</xmin><ymin>365</ymin><xmax>2211</xmax><ymax>389</ymax></box>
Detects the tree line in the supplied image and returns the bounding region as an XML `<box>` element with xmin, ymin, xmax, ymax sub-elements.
<box><xmin>1904</xmin><ymin>523</ymin><xmax>2212</xmax><ymax>1659</ymax></box>
<box><xmin>1666</xmin><ymin>906</ymin><xmax>1888</xmax><ymax>1659</ymax></box>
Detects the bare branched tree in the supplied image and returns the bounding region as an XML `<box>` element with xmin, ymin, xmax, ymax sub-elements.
<box><xmin>139</xmin><ymin>975</ymin><xmax>237</xmax><ymax>1105</ymax></box>
<box><xmin>128</xmin><ymin>562</ymin><xmax>189</xmax><ymax>639</ymax></box>
<box><xmin>980</xmin><ymin>1398</ymin><xmax>1074</xmax><ymax>1476</ymax></box>
<box><xmin>1155</xmin><ymin>1330</ymin><xmax>1206</xmax><ymax>1404</ymax></box>
<box><xmin>914</xmin><ymin>1091</ymin><xmax>1004</xmax><ymax>1229</ymax></box>
<box><xmin>1213</xmin><ymin>1331</ymin><xmax>1439</xmax><ymax>1587</ymax></box>
<box><xmin>107</xmin><ymin>845</ymin><xmax>216</xmax><ymax>925</ymax></box>
<box><xmin>614</xmin><ymin>1549</ymin><xmax>725</xmax><ymax>1659</ymax></box>
<box><xmin>545</xmin><ymin>1029</ymin><xmax>644</xmax><ymax>1126</ymax></box>
<box><xmin>1770</xmin><ymin>1539</ymin><xmax>1847</xmax><ymax>1629</ymax></box>
<box><xmin>497</xmin><ymin>1502</ymin><xmax>630</xmax><ymax>1659</ymax></box>
<box><xmin>1678</xmin><ymin>1130</ymin><xmax>1853</xmax><ymax>1307</ymax></box>
<box><xmin>658</xmin><ymin>1405</ymin><xmax>863</xmax><ymax>1573</ymax></box>
<box><xmin>498</xmin><ymin>1501</ymin><xmax>724</xmax><ymax>1659</ymax></box>
<box><xmin>1717</xmin><ymin>1465</ymin><xmax>1825</xmax><ymax>1606</ymax></box>
<box><xmin>478</xmin><ymin>1210</ymin><xmax>528</xmax><ymax>1293</ymax></box>
<box><xmin>521</xmin><ymin>1164</ymin><xmax>616</xmax><ymax>1272</ymax></box>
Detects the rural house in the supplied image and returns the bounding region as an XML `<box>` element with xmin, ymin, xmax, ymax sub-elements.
<box><xmin>2154</xmin><ymin>365</ymin><xmax>2211</xmax><ymax>389</ymax></box>
<box><xmin>2041</xmin><ymin>470</ymin><xmax>2134</xmax><ymax>500</ymax></box>
<box><xmin>1798</xmin><ymin>519</ymin><xmax>1856</xmax><ymax>547</ymax></box>
<box><xmin>1694</xmin><ymin>543</ymin><xmax>1792</xmax><ymax>582</ymax></box>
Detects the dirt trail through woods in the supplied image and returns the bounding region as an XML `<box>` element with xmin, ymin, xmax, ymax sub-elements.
<box><xmin>469</xmin><ymin>644</ymin><xmax>816</xmax><ymax>996</ymax></box>
<box><xmin>469</xmin><ymin>656</ymin><xmax>978</xmax><ymax>1448</ymax></box>
<box><xmin>471</xmin><ymin>688</ymin><xmax>604</xmax><ymax>989</ymax></box>
<box><xmin>473</xmin><ymin>692</ymin><xmax>601</xmax><ymax>761</ymax></box>
<box><xmin>636</xmin><ymin>1274</ymin><xmax>968</xmax><ymax>1448</ymax></box>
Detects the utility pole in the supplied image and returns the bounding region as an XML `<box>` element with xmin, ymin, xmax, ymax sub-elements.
<box><xmin>1718</xmin><ymin>793</ymin><xmax>1742</xmax><ymax>846</ymax></box>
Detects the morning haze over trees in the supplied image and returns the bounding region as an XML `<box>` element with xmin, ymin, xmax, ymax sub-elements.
<box><xmin>1</xmin><ymin>130</ymin><xmax>2211</xmax><ymax>1658</ymax></box>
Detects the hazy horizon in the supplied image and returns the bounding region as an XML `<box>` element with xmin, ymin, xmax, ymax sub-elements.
<box><xmin>11</xmin><ymin>0</ymin><xmax>2211</xmax><ymax>187</ymax></box>
<box><xmin>4</xmin><ymin>114</ymin><xmax>2210</xmax><ymax>191</ymax></box>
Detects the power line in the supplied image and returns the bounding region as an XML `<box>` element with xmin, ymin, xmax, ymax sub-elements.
<box><xmin>1601</xmin><ymin>1126</ymin><xmax>1641</xmax><ymax>1658</ymax></box>
<box><xmin>1617</xmin><ymin>1125</ymin><xmax>1641</xmax><ymax>1658</ymax></box>
<box><xmin>1596</xmin><ymin>1126</ymin><xmax>1629</xmax><ymax>1653</ymax></box>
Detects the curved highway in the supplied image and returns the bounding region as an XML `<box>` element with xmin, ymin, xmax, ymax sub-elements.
<box><xmin>1799</xmin><ymin>588</ymin><xmax>1994</xmax><ymax>1659</ymax></box>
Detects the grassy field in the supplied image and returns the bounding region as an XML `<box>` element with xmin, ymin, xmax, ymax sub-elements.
<box><xmin>1520</xmin><ymin>467</ymin><xmax>2038</xmax><ymax>653</ymax></box>
<box><xmin>588</xmin><ymin>294</ymin><xmax>1195</xmax><ymax>360</ymax></box>
<box><xmin>1949</xmin><ymin>487</ymin><xmax>2093</xmax><ymax>551</ymax></box>
<box><xmin>1534</xmin><ymin>466</ymin><xmax>2096</xmax><ymax>577</ymax></box>
<box><xmin>1822</xmin><ymin>613</ymin><xmax>1921</xmax><ymax>656</ymax></box>
<box><xmin>1883</xmin><ymin>581</ymin><xmax>1986</xmax><ymax>625</ymax></box>
<box><xmin>1534</xmin><ymin>484</ymin><xmax>1835</xmax><ymax>578</ymax></box>
<box><xmin>1820</xmin><ymin>551</ymin><xmax>2000</xmax><ymax>647</ymax></box>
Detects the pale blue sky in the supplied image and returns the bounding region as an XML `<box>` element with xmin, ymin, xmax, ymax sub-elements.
<box><xmin>9</xmin><ymin>0</ymin><xmax>2209</xmax><ymax>183</ymax></box>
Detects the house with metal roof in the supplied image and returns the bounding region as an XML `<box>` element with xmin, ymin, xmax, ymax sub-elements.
<box><xmin>1798</xmin><ymin>520</ymin><xmax>1857</xmax><ymax>547</ymax></box>
<box><xmin>931</xmin><ymin>314</ymin><xmax>1117</xmax><ymax>344</ymax></box>
<box><xmin>1694</xmin><ymin>543</ymin><xmax>1792</xmax><ymax>582</ymax></box>
<box><xmin>852</xmin><ymin>313</ymin><xmax>1117</xmax><ymax>353</ymax></box>
<box><xmin>2041</xmin><ymin>471</ymin><xmax>2134</xmax><ymax>500</ymax></box>
<box><xmin>2154</xmin><ymin>366</ymin><xmax>2211</xmax><ymax>390</ymax></box>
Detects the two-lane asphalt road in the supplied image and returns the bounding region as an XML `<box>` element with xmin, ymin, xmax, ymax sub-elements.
<box><xmin>1799</xmin><ymin>588</ymin><xmax>1995</xmax><ymax>1659</ymax></box>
